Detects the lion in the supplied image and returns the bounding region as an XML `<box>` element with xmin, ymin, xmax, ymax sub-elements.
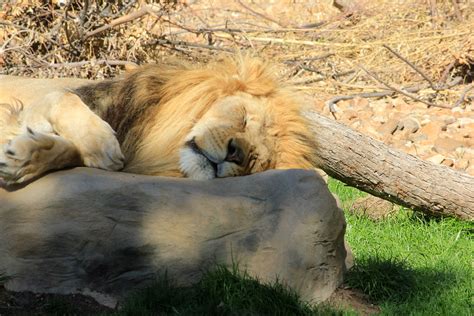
<box><xmin>0</xmin><ymin>56</ymin><xmax>317</xmax><ymax>184</ymax></box>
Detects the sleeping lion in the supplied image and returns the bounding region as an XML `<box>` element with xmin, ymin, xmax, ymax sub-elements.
<box><xmin>0</xmin><ymin>57</ymin><xmax>317</xmax><ymax>184</ymax></box>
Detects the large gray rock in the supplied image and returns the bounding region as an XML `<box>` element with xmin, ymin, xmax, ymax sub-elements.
<box><xmin>0</xmin><ymin>168</ymin><xmax>351</xmax><ymax>307</ymax></box>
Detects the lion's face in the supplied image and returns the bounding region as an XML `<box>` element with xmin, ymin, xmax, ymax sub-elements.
<box><xmin>118</xmin><ymin>57</ymin><xmax>316</xmax><ymax>179</ymax></box>
<box><xmin>180</xmin><ymin>93</ymin><xmax>275</xmax><ymax>180</ymax></box>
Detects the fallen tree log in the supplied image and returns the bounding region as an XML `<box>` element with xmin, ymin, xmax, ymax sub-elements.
<box><xmin>305</xmin><ymin>110</ymin><xmax>474</xmax><ymax>220</ymax></box>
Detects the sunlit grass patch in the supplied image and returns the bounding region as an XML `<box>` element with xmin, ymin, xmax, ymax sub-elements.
<box><xmin>329</xmin><ymin>178</ymin><xmax>473</xmax><ymax>315</ymax></box>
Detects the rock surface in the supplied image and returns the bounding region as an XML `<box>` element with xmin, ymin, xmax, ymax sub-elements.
<box><xmin>0</xmin><ymin>168</ymin><xmax>350</xmax><ymax>307</ymax></box>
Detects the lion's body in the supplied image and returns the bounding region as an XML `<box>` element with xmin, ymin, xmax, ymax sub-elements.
<box><xmin>0</xmin><ymin>57</ymin><xmax>317</xmax><ymax>184</ymax></box>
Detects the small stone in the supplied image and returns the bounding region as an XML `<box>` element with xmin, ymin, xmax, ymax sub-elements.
<box><xmin>408</xmin><ymin>133</ymin><xmax>428</xmax><ymax>142</ymax></box>
<box><xmin>433</xmin><ymin>137</ymin><xmax>465</xmax><ymax>155</ymax></box>
<box><xmin>420</xmin><ymin>118</ymin><xmax>431</xmax><ymax>126</ymax></box>
<box><xmin>340</xmin><ymin>109</ymin><xmax>358</xmax><ymax>121</ymax></box>
<box><xmin>404</xmin><ymin>145</ymin><xmax>419</xmax><ymax>156</ymax></box>
<box><xmin>426</xmin><ymin>154</ymin><xmax>445</xmax><ymax>164</ymax></box>
<box><xmin>350</xmin><ymin>120</ymin><xmax>361</xmax><ymax>130</ymax></box>
<box><xmin>391</xmin><ymin>98</ymin><xmax>411</xmax><ymax>112</ymax></box>
<box><xmin>419</xmin><ymin>121</ymin><xmax>443</xmax><ymax>140</ymax></box>
<box><xmin>454</xmin><ymin>159</ymin><xmax>469</xmax><ymax>170</ymax></box>
<box><xmin>455</xmin><ymin>148</ymin><xmax>474</xmax><ymax>160</ymax></box>
<box><xmin>446</xmin><ymin>124</ymin><xmax>460</xmax><ymax>134</ymax></box>
<box><xmin>352</xmin><ymin>97</ymin><xmax>369</xmax><ymax>108</ymax></box>
<box><xmin>397</xmin><ymin>116</ymin><xmax>420</xmax><ymax>134</ymax></box>
<box><xmin>457</xmin><ymin>118</ymin><xmax>474</xmax><ymax>127</ymax></box>
<box><xmin>443</xmin><ymin>116</ymin><xmax>457</xmax><ymax>125</ymax></box>
<box><xmin>372</xmin><ymin>115</ymin><xmax>388</xmax><ymax>123</ymax></box>
<box><xmin>442</xmin><ymin>159</ymin><xmax>454</xmax><ymax>167</ymax></box>
<box><xmin>377</xmin><ymin>118</ymin><xmax>399</xmax><ymax>135</ymax></box>
<box><xmin>414</xmin><ymin>144</ymin><xmax>434</xmax><ymax>158</ymax></box>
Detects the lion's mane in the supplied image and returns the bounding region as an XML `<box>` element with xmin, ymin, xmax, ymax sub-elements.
<box><xmin>75</xmin><ymin>56</ymin><xmax>318</xmax><ymax>177</ymax></box>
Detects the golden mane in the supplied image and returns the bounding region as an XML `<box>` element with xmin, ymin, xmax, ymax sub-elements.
<box><xmin>78</xmin><ymin>56</ymin><xmax>318</xmax><ymax>177</ymax></box>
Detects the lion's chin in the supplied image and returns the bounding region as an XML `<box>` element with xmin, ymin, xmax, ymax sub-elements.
<box><xmin>179</xmin><ymin>147</ymin><xmax>216</xmax><ymax>180</ymax></box>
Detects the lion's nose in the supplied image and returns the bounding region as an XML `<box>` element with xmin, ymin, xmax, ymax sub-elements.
<box><xmin>225</xmin><ymin>138</ymin><xmax>244</xmax><ymax>166</ymax></box>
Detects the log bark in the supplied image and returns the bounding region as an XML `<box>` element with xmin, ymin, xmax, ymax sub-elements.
<box><xmin>305</xmin><ymin>110</ymin><xmax>474</xmax><ymax>220</ymax></box>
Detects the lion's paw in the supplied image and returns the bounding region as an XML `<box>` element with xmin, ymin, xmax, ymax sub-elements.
<box><xmin>0</xmin><ymin>128</ymin><xmax>54</xmax><ymax>184</ymax></box>
<box><xmin>78</xmin><ymin>122</ymin><xmax>125</xmax><ymax>171</ymax></box>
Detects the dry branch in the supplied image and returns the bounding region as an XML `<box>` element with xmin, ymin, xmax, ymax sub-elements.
<box><xmin>47</xmin><ymin>59</ymin><xmax>137</xmax><ymax>68</ymax></box>
<box><xmin>382</xmin><ymin>44</ymin><xmax>438</xmax><ymax>90</ymax></box>
<box><xmin>84</xmin><ymin>6</ymin><xmax>153</xmax><ymax>39</ymax></box>
<box><xmin>359</xmin><ymin>64</ymin><xmax>451</xmax><ymax>109</ymax></box>
<box><xmin>235</xmin><ymin>0</ymin><xmax>287</xmax><ymax>28</ymax></box>
<box><xmin>454</xmin><ymin>84</ymin><xmax>474</xmax><ymax>107</ymax></box>
<box><xmin>150</xmin><ymin>38</ymin><xmax>234</xmax><ymax>52</ymax></box>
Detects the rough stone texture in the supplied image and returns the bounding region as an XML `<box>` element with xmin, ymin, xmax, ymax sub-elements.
<box><xmin>0</xmin><ymin>168</ymin><xmax>350</xmax><ymax>307</ymax></box>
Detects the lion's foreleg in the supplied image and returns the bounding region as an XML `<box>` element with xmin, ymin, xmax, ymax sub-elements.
<box><xmin>45</xmin><ymin>92</ymin><xmax>124</xmax><ymax>170</ymax></box>
<box><xmin>0</xmin><ymin>91</ymin><xmax>124</xmax><ymax>184</ymax></box>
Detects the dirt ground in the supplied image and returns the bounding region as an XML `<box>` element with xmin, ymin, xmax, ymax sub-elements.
<box><xmin>0</xmin><ymin>285</ymin><xmax>112</xmax><ymax>315</ymax></box>
<box><xmin>0</xmin><ymin>284</ymin><xmax>379</xmax><ymax>315</ymax></box>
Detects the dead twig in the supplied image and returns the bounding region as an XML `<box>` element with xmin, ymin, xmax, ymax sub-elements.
<box><xmin>47</xmin><ymin>60</ymin><xmax>138</xmax><ymax>68</ymax></box>
<box><xmin>359</xmin><ymin>64</ymin><xmax>451</xmax><ymax>108</ymax></box>
<box><xmin>79</xmin><ymin>0</ymin><xmax>90</xmax><ymax>32</ymax></box>
<box><xmin>325</xmin><ymin>84</ymin><xmax>429</xmax><ymax>116</ymax></box>
<box><xmin>149</xmin><ymin>38</ymin><xmax>234</xmax><ymax>53</ymax></box>
<box><xmin>453</xmin><ymin>84</ymin><xmax>474</xmax><ymax>107</ymax></box>
<box><xmin>84</xmin><ymin>5</ymin><xmax>153</xmax><ymax>39</ymax></box>
<box><xmin>284</xmin><ymin>53</ymin><xmax>334</xmax><ymax>64</ymax></box>
<box><xmin>439</xmin><ymin>61</ymin><xmax>456</xmax><ymax>85</ymax></box>
<box><xmin>383</xmin><ymin>44</ymin><xmax>439</xmax><ymax>90</ymax></box>
<box><xmin>290</xmin><ymin>70</ymin><xmax>355</xmax><ymax>85</ymax></box>
<box><xmin>235</xmin><ymin>0</ymin><xmax>287</xmax><ymax>28</ymax></box>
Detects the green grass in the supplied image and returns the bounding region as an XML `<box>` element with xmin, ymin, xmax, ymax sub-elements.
<box><xmin>328</xmin><ymin>178</ymin><xmax>473</xmax><ymax>315</ymax></box>
<box><xmin>116</xmin><ymin>264</ymin><xmax>349</xmax><ymax>316</ymax></box>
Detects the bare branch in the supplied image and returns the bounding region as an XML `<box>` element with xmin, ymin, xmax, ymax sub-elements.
<box><xmin>235</xmin><ymin>0</ymin><xmax>287</xmax><ymax>28</ymax></box>
<box><xmin>454</xmin><ymin>84</ymin><xmax>474</xmax><ymax>108</ymax></box>
<box><xmin>383</xmin><ymin>44</ymin><xmax>438</xmax><ymax>90</ymax></box>
<box><xmin>84</xmin><ymin>6</ymin><xmax>153</xmax><ymax>39</ymax></box>
<box><xmin>149</xmin><ymin>38</ymin><xmax>234</xmax><ymax>53</ymax></box>
<box><xmin>359</xmin><ymin>64</ymin><xmax>451</xmax><ymax>108</ymax></box>
<box><xmin>325</xmin><ymin>84</ymin><xmax>429</xmax><ymax>115</ymax></box>
<box><xmin>47</xmin><ymin>59</ymin><xmax>138</xmax><ymax>68</ymax></box>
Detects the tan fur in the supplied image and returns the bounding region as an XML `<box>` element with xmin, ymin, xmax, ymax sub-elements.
<box><xmin>0</xmin><ymin>56</ymin><xmax>317</xmax><ymax>184</ymax></box>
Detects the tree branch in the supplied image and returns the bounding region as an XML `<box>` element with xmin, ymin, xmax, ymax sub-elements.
<box><xmin>382</xmin><ymin>44</ymin><xmax>439</xmax><ymax>90</ymax></box>
<box><xmin>84</xmin><ymin>6</ymin><xmax>153</xmax><ymax>39</ymax></box>
<box><xmin>359</xmin><ymin>64</ymin><xmax>451</xmax><ymax>108</ymax></box>
<box><xmin>454</xmin><ymin>84</ymin><xmax>474</xmax><ymax>108</ymax></box>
